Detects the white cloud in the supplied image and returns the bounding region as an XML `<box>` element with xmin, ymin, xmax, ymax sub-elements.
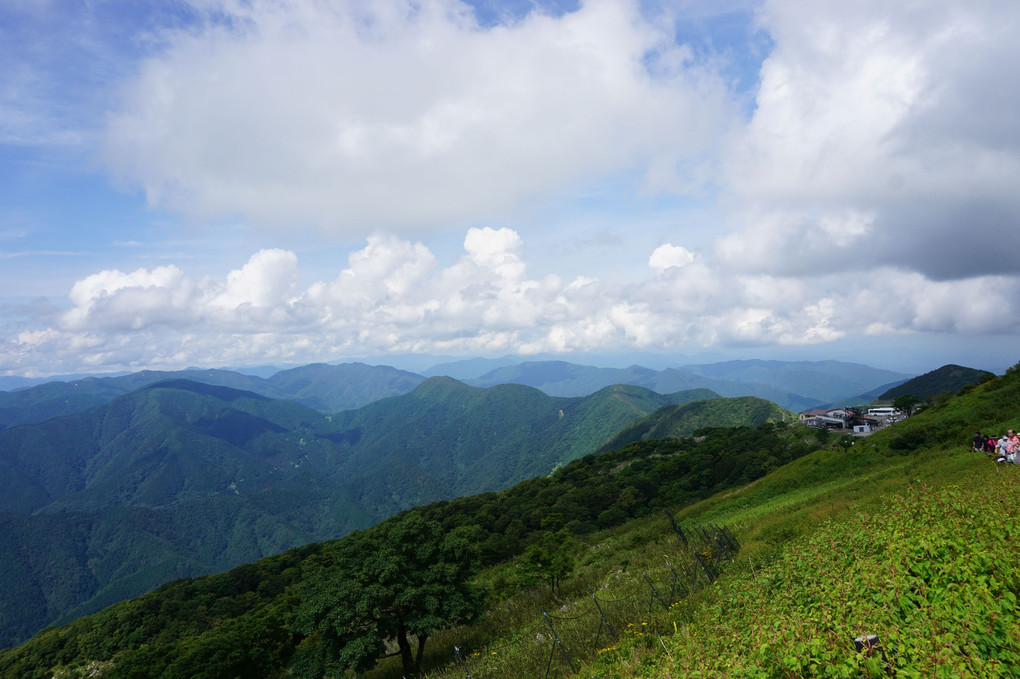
<box><xmin>649</xmin><ymin>243</ymin><xmax>695</xmax><ymax>273</ymax></box>
<box><xmin>63</xmin><ymin>265</ymin><xmax>195</xmax><ymax>330</ymax></box>
<box><xmin>215</xmin><ymin>248</ymin><xmax>298</xmax><ymax>309</ymax></box>
<box><xmin>717</xmin><ymin>0</ymin><xmax>1020</xmax><ymax>280</ymax></box>
<box><xmin>6</xmin><ymin>229</ymin><xmax>1019</xmax><ymax>375</ymax></box>
<box><xmin>101</xmin><ymin>0</ymin><xmax>734</xmax><ymax>232</ymax></box>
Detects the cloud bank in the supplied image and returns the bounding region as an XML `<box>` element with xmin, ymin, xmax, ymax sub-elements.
<box><xmin>6</xmin><ymin>227</ymin><xmax>1019</xmax><ymax>375</ymax></box>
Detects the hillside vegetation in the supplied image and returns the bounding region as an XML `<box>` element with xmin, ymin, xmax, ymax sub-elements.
<box><xmin>3</xmin><ymin>362</ymin><xmax>1015</xmax><ymax>678</ymax></box>
<box><xmin>597</xmin><ymin>395</ymin><xmax>792</xmax><ymax>452</ymax></box>
<box><xmin>0</xmin><ymin>377</ymin><xmax>733</xmax><ymax>648</ymax></box>
<box><xmin>0</xmin><ymin>416</ymin><xmax>822</xmax><ymax>677</ymax></box>
<box><xmin>576</xmin><ymin>362</ymin><xmax>1020</xmax><ymax>678</ymax></box>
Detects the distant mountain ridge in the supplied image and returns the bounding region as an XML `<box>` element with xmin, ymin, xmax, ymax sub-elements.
<box><xmin>466</xmin><ymin>359</ymin><xmax>910</xmax><ymax>411</ymax></box>
<box><xmin>2</xmin><ymin>358</ymin><xmax>911</xmax><ymax>431</ymax></box>
<box><xmin>0</xmin><ymin>362</ymin><xmax>425</xmax><ymax>430</ymax></box>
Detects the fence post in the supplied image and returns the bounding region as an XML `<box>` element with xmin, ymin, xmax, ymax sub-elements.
<box><xmin>542</xmin><ymin>609</ymin><xmax>576</xmax><ymax>679</ymax></box>
<box><xmin>664</xmin><ymin>559</ymin><xmax>687</xmax><ymax>602</ymax></box>
<box><xmin>854</xmin><ymin>634</ymin><xmax>892</xmax><ymax>676</ymax></box>
<box><xmin>691</xmin><ymin>549</ymin><xmax>716</xmax><ymax>583</ymax></box>
<box><xmin>642</xmin><ymin>572</ymin><xmax>669</xmax><ymax>614</ymax></box>
<box><xmin>712</xmin><ymin>523</ymin><xmax>738</xmax><ymax>553</ymax></box>
<box><xmin>665</xmin><ymin>511</ymin><xmax>688</xmax><ymax>546</ymax></box>
<box><xmin>453</xmin><ymin>645</ymin><xmax>472</xmax><ymax>679</ymax></box>
<box><xmin>725</xmin><ymin>524</ymin><xmax>741</xmax><ymax>551</ymax></box>
<box><xmin>590</xmin><ymin>590</ymin><xmax>618</xmax><ymax>650</ymax></box>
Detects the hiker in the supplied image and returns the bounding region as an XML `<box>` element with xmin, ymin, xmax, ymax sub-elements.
<box><xmin>1007</xmin><ymin>430</ymin><xmax>1020</xmax><ymax>463</ymax></box>
<box><xmin>972</xmin><ymin>432</ymin><xmax>985</xmax><ymax>452</ymax></box>
<box><xmin>984</xmin><ymin>435</ymin><xmax>998</xmax><ymax>455</ymax></box>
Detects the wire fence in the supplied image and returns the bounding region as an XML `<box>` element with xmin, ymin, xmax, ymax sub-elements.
<box><xmin>428</xmin><ymin>519</ymin><xmax>740</xmax><ymax>679</ymax></box>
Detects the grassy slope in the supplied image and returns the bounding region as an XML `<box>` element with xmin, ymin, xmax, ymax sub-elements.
<box><xmin>578</xmin><ymin>367</ymin><xmax>1020</xmax><ymax>678</ymax></box>
<box><xmin>417</xmin><ymin>367</ymin><xmax>1020</xmax><ymax>679</ymax></box>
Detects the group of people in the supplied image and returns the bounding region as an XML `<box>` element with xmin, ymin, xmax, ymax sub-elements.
<box><xmin>972</xmin><ymin>429</ymin><xmax>1020</xmax><ymax>463</ymax></box>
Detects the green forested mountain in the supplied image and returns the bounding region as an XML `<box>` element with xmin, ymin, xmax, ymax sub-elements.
<box><xmin>0</xmin><ymin>419</ymin><xmax>821</xmax><ymax>678</ymax></box>
<box><xmin>596</xmin><ymin>396</ymin><xmax>794</xmax><ymax>452</ymax></box>
<box><xmin>877</xmin><ymin>362</ymin><xmax>993</xmax><ymax>400</ymax></box>
<box><xmin>0</xmin><ymin>377</ymin><xmax>729</xmax><ymax>647</ymax></box>
<box><xmin>324</xmin><ymin>379</ymin><xmax>720</xmax><ymax>498</ymax></box>
<box><xmin>260</xmin><ymin>362</ymin><xmax>425</xmax><ymax>411</ymax></box>
<box><xmin>0</xmin><ymin>363</ymin><xmax>425</xmax><ymax>430</ymax></box>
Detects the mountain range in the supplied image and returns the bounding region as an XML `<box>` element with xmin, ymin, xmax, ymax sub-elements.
<box><xmin>0</xmin><ymin>357</ymin><xmax>912</xmax><ymax>647</ymax></box>
<box><xmin>0</xmin><ymin>358</ymin><xmax>912</xmax><ymax>433</ymax></box>
<box><xmin>0</xmin><ymin>363</ymin><xmax>425</xmax><ymax>430</ymax></box>
<box><xmin>0</xmin><ymin>375</ymin><xmax>734</xmax><ymax>647</ymax></box>
<box><xmin>451</xmin><ymin>358</ymin><xmax>909</xmax><ymax>410</ymax></box>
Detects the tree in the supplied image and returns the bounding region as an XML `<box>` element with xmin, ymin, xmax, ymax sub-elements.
<box><xmin>892</xmin><ymin>394</ymin><xmax>920</xmax><ymax>416</ymax></box>
<box><xmin>517</xmin><ymin>529</ymin><xmax>575</xmax><ymax>595</ymax></box>
<box><xmin>292</xmin><ymin>512</ymin><xmax>483</xmax><ymax>677</ymax></box>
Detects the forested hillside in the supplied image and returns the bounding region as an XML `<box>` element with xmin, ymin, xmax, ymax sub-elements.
<box><xmin>0</xmin><ymin>377</ymin><xmax>726</xmax><ymax>647</ymax></box>
<box><xmin>0</xmin><ymin>420</ymin><xmax>820</xmax><ymax>678</ymax></box>
<box><xmin>596</xmin><ymin>395</ymin><xmax>792</xmax><ymax>452</ymax></box>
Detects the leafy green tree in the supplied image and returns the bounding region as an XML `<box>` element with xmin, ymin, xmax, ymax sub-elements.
<box><xmin>292</xmin><ymin>512</ymin><xmax>483</xmax><ymax>677</ymax></box>
<box><xmin>893</xmin><ymin>394</ymin><xmax>920</xmax><ymax>416</ymax></box>
<box><xmin>518</xmin><ymin>529</ymin><xmax>575</xmax><ymax>595</ymax></box>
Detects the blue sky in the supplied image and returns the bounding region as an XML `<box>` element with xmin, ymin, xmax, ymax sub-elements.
<box><xmin>2</xmin><ymin>0</ymin><xmax>1019</xmax><ymax>377</ymax></box>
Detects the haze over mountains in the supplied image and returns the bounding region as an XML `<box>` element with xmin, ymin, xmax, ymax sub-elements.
<box><xmin>0</xmin><ymin>358</ymin><xmax>910</xmax><ymax>431</ymax></box>
<box><xmin>461</xmin><ymin>359</ymin><xmax>909</xmax><ymax>410</ymax></box>
<box><xmin>0</xmin><ymin>357</ymin><xmax>907</xmax><ymax>648</ymax></box>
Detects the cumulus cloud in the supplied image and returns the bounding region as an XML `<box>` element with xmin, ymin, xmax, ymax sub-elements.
<box><xmin>6</xmin><ymin>228</ymin><xmax>1020</xmax><ymax>375</ymax></box>
<box><xmin>6</xmin><ymin>1</ymin><xmax>1020</xmax><ymax>375</ymax></box>
<box><xmin>717</xmin><ymin>0</ymin><xmax>1020</xmax><ymax>281</ymax></box>
<box><xmin>63</xmin><ymin>265</ymin><xmax>195</xmax><ymax>330</ymax></box>
<box><xmin>100</xmin><ymin>0</ymin><xmax>734</xmax><ymax>232</ymax></box>
<box><xmin>649</xmin><ymin>243</ymin><xmax>695</xmax><ymax>273</ymax></box>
